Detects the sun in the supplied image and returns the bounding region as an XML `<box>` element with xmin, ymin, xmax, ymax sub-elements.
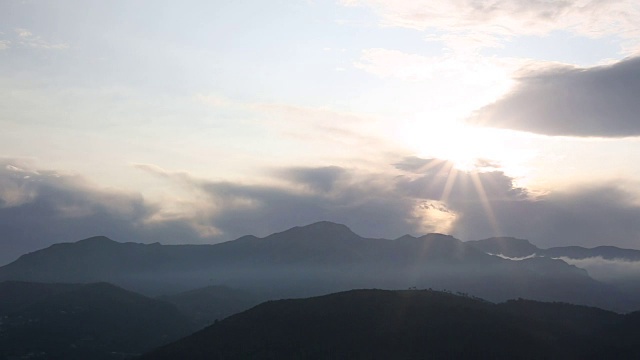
<box><xmin>398</xmin><ymin>119</ymin><xmax>524</xmax><ymax>172</ymax></box>
<box><xmin>397</xmin><ymin>118</ymin><xmax>540</xmax><ymax>240</ymax></box>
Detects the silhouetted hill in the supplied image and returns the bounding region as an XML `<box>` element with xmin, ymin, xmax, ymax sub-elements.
<box><xmin>0</xmin><ymin>282</ymin><xmax>195</xmax><ymax>360</ymax></box>
<box><xmin>587</xmin><ymin>310</ymin><xmax>640</xmax><ymax>358</ymax></box>
<box><xmin>140</xmin><ymin>289</ymin><xmax>636</xmax><ymax>360</ymax></box>
<box><xmin>0</xmin><ymin>281</ymin><xmax>80</xmax><ymax>315</ymax></box>
<box><xmin>0</xmin><ymin>222</ymin><xmax>628</xmax><ymax>310</ymax></box>
<box><xmin>497</xmin><ymin>298</ymin><xmax>622</xmax><ymax>338</ymax></box>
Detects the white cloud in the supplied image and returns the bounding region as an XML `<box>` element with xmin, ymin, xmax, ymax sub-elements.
<box><xmin>354</xmin><ymin>48</ymin><xmax>520</xmax><ymax>125</ymax></box>
<box><xmin>342</xmin><ymin>0</ymin><xmax>640</xmax><ymax>36</ymax></box>
<box><xmin>556</xmin><ymin>256</ymin><xmax>640</xmax><ymax>281</ymax></box>
<box><xmin>0</xmin><ymin>40</ymin><xmax>10</xmax><ymax>50</ymax></box>
<box><xmin>355</xmin><ymin>47</ymin><xmax>520</xmax><ymax>82</ymax></box>
<box><xmin>195</xmin><ymin>93</ymin><xmax>400</xmax><ymax>164</ymax></box>
<box><xmin>342</xmin><ymin>0</ymin><xmax>640</xmax><ymax>51</ymax></box>
<box><xmin>488</xmin><ymin>252</ymin><xmax>538</xmax><ymax>261</ymax></box>
<box><xmin>14</xmin><ymin>27</ymin><xmax>69</xmax><ymax>50</ymax></box>
<box><xmin>0</xmin><ymin>161</ymin><xmax>39</xmax><ymax>208</ymax></box>
<box><xmin>252</xmin><ymin>102</ymin><xmax>404</xmax><ymax>167</ymax></box>
<box><xmin>15</xmin><ymin>28</ymin><xmax>32</xmax><ymax>38</ymax></box>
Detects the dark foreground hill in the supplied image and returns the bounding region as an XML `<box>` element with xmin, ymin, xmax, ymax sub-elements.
<box><xmin>141</xmin><ymin>289</ymin><xmax>640</xmax><ymax>360</ymax></box>
<box><xmin>0</xmin><ymin>282</ymin><xmax>195</xmax><ymax>360</ymax></box>
<box><xmin>0</xmin><ymin>281</ymin><xmax>80</xmax><ymax>316</ymax></box>
<box><xmin>0</xmin><ymin>222</ymin><xmax>627</xmax><ymax>311</ymax></box>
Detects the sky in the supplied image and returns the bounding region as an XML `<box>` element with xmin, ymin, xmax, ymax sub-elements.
<box><xmin>1</xmin><ymin>0</ymin><xmax>640</xmax><ymax>265</ymax></box>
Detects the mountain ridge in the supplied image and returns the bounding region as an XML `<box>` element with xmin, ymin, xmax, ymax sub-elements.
<box><xmin>0</xmin><ymin>221</ymin><xmax>633</xmax><ymax>310</ymax></box>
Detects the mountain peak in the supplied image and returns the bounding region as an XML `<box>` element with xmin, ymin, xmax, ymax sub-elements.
<box><xmin>396</xmin><ymin>233</ymin><xmax>462</xmax><ymax>246</ymax></box>
<box><xmin>276</xmin><ymin>221</ymin><xmax>359</xmax><ymax>238</ymax></box>
<box><xmin>76</xmin><ymin>236</ymin><xmax>118</xmax><ymax>245</ymax></box>
<box><xmin>299</xmin><ymin>221</ymin><xmax>353</xmax><ymax>232</ymax></box>
<box><xmin>418</xmin><ymin>233</ymin><xmax>458</xmax><ymax>241</ymax></box>
<box><xmin>395</xmin><ymin>234</ymin><xmax>417</xmax><ymax>241</ymax></box>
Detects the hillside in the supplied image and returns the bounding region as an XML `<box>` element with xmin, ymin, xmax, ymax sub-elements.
<box><xmin>0</xmin><ymin>282</ymin><xmax>195</xmax><ymax>360</ymax></box>
<box><xmin>141</xmin><ymin>289</ymin><xmax>637</xmax><ymax>360</ymax></box>
<box><xmin>158</xmin><ymin>285</ymin><xmax>264</xmax><ymax>328</ymax></box>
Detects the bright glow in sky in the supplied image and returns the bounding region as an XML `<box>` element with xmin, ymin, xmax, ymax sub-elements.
<box><xmin>2</xmin><ymin>0</ymin><xmax>640</xmax><ymax>264</ymax></box>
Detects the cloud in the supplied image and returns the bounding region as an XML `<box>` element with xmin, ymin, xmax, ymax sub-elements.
<box><xmin>353</xmin><ymin>48</ymin><xmax>519</xmax><ymax>124</ymax></box>
<box><xmin>342</xmin><ymin>0</ymin><xmax>640</xmax><ymax>49</ymax></box>
<box><xmin>0</xmin><ymin>40</ymin><xmax>10</xmax><ymax>50</ymax></box>
<box><xmin>3</xmin><ymin>157</ymin><xmax>640</xmax><ymax>265</ymax></box>
<box><xmin>390</xmin><ymin>157</ymin><xmax>640</xmax><ymax>249</ymax></box>
<box><xmin>251</xmin><ymin>102</ymin><xmax>386</xmax><ymax>146</ymax></box>
<box><xmin>275</xmin><ymin>166</ymin><xmax>347</xmax><ymax>193</ymax></box>
<box><xmin>469</xmin><ymin>56</ymin><xmax>640</xmax><ymax>137</ymax></box>
<box><xmin>355</xmin><ymin>48</ymin><xmax>519</xmax><ymax>82</ymax></box>
<box><xmin>393</xmin><ymin>156</ymin><xmax>442</xmax><ymax>173</ymax></box>
<box><xmin>0</xmin><ymin>160</ymin><xmax>206</xmax><ymax>265</ymax></box>
<box><xmin>456</xmin><ymin>181</ymin><xmax>640</xmax><ymax>249</ymax></box>
<box><xmin>488</xmin><ymin>253</ymin><xmax>537</xmax><ymax>261</ymax></box>
<box><xmin>556</xmin><ymin>256</ymin><xmax>640</xmax><ymax>281</ymax></box>
<box><xmin>195</xmin><ymin>95</ymin><xmax>401</xmax><ymax>163</ymax></box>
<box><xmin>14</xmin><ymin>28</ymin><xmax>69</xmax><ymax>50</ymax></box>
<box><xmin>140</xmin><ymin>158</ymin><xmax>640</xmax><ymax>252</ymax></box>
<box><xmin>137</xmin><ymin>163</ymin><xmax>445</xmax><ymax>242</ymax></box>
<box><xmin>395</xmin><ymin>159</ymin><xmax>528</xmax><ymax>204</ymax></box>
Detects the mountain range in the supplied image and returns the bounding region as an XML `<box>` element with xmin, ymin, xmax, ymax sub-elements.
<box><xmin>1</xmin><ymin>221</ymin><xmax>638</xmax><ymax>311</ymax></box>
<box><xmin>4</xmin><ymin>222</ymin><xmax>640</xmax><ymax>359</ymax></box>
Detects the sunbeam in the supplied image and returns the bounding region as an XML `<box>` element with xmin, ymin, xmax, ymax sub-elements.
<box><xmin>469</xmin><ymin>171</ymin><xmax>502</xmax><ymax>236</ymax></box>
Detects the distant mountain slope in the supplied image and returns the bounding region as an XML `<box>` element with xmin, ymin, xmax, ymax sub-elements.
<box><xmin>158</xmin><ymin>285</ymin><xmax>264</xmax><ymax>328</ymax></box>
<box><xmin>467</xmin><ymin>237</ymin><xmax>540</xmax><ymax>258</ymax></box>
<box><xmin>0</xmin><ymin>222</ymin><xmax>628</xmax><ymax>310</ymax></box>
<box><xmin>140</xmin><ymin>289</ymin><xmax>634</xmax><ymax>360</ymax></box>
<box><xmin>469</xmin><ymin>237</ymin><xmax>640</xmax><ymax>261</ymax></box>
<box><xmin>544</xmin><ymin>246</ymin><xmax>640</xmax><ymax>261</ymax></box>
<box><xmin>0</xmin><ymin>282</ymin><xmax>194</xmax><ymax>360</ymax></box>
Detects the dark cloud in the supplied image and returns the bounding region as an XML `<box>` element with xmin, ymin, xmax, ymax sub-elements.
<box><xmin>275</xmin><ymin>166</ymin><xmax>346</xmax><ymax>193</ymax></box>
<box><xmin>2</xmin><ymin>158</ymin><xmax>640</xmax><ymax>265</ymax></box>
<box><xmin>195</xmin><ymin>170</ymin><xmax>430</xmax><ymax>241</ymax></box>
<box><xmin>0</xmin><ymin>161</ymin><xmax>203</xmax><ymax>265</ymax></box>
<box><xmin>396</xmin><ymin>162</ymin><xmax>527</xmax><ymax>204</ymax></box>
<box><xmin>393</xmin><ymin>157</ymin><xmax>443</xmax><ymax>173</ymax></box>
<box><xmin>148</xmin><ymin>159</ymin><xmax>640</xmax><ymax>250</ymax></box>
<box><xmin>470</xmin><ymin>56</ymin><xmax>640</xmax><ymax>137</ymax></box>
<box><xmin>453</xmin><ymin>182</ymin><xmax>640</xmax><ymax>250</ymax></box>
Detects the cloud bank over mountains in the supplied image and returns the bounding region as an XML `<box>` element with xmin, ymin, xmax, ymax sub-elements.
<box><xmin>2</xmin><ymin>157</ymin><xmax>640</xmax><ymax>265</ymax></box>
